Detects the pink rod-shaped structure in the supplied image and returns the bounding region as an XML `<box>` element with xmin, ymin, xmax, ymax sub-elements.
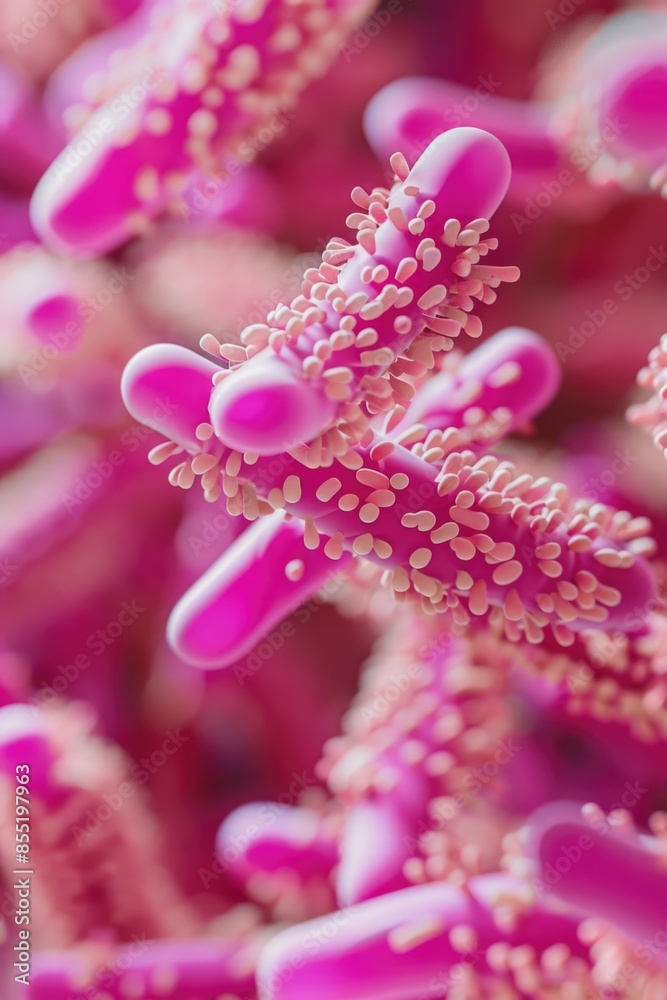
<box><xmin>0</xmin><ymin>704</ymin><xmax>65</xmax><ymax>806</ymax></box>
<box><xmin>167</xmin><ymin>513</ymin><xmax>353</xmax><ymax>668</ymax></box>
<box><xmin>204</xmin><ymin>128</ymin><xmax>517</xmax><ymax>456</ymax></box>
<box><xmin>364</xmin><ymin>77</ymin><xmax>559</xmax><ymax>183</ymax></box>
<box><xmin>167</xmin><ymin>327</ymin><xmax>559</xmax><ymax>668</ymax></box>
<box><xmin>395</xmin><ymin>325</ymin><xmax>560</xmax><ymax>446</ymax></box>
<box><xmin>3</xmin><ymin>253</ymin><xmax>82</xmax><ymax>349</ymax></box>
<box><xmin>555</xmin><ymin>9</ymin><xmax>667</xmax><ymax>195</ymax></box>
<box><xmin>122</xmin><ymin>330</ymin><xmax>655</xmax><ymax>647</ymax></box>
<box><xmin>528</xmin><ymin>801</ymin><xmax>667</xmax><ymax>964</ymax></box>
<box><xmin>31</xmin><ymin>0</ymin><xmax>374</xmax><ymax>258</ymax></box>
<box><xmin>218</xmin><ymin>802</ymin><xmax>338</xmax><ymax>885</ymax></box>
<box><xmin>257</xmin><ymin>874</ymin><xmax>595</xmax><ymax>1000</ymax></box>
<box><xmin>217</xmin><ymin>801</ymin><xmax>339</xmax><ymax>917</ymax></box>
<box><xmin>364</xmin><ymin>11</ymin><xmax>667</xmax><ymax>203</ymax></box>
<box><xmin>321</xmin><ymin>617</ymin><xmax>515</xmax><ymax>904</ymax></box>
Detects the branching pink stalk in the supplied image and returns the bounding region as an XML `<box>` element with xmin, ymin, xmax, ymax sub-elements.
<box><xmin>166</xmin><ymin>326</ymin><xmax>561</xmax><ymax>667</ymax></box>
<box><xmin>122</xmin><ymin>336</ymin><xmax>655</xmax><ymax>647</ymax></box>
<box><xmin>319</xmin><ymin>614</ymin><xmax>516</xmax><ymax>904</ymax></box>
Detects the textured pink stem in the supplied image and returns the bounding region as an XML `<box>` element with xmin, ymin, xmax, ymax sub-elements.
<box><xmin>31</xmin><ymin>0</ymin><xmax>374</xmax><ymax>257</ymax></box>
<box><xmin>208</xmin><ymin>128</ymin><xmax>514</xmax><ymax>455</ymax></box>
<box><xmin>122</xmin><ymin>342</ymin><xmax>656</xmax><ymax>643</ymax></box>
<box><xmin>257</xmin><ymin>875</ymin><xmax>590</xmax><ymax>1000</ymax></box>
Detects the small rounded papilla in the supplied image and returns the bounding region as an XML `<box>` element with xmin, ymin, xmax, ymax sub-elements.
<box><xmin>629</xmin><ymin>332</ymin><xmax>667</xmax><ymax>460</ymax></box>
